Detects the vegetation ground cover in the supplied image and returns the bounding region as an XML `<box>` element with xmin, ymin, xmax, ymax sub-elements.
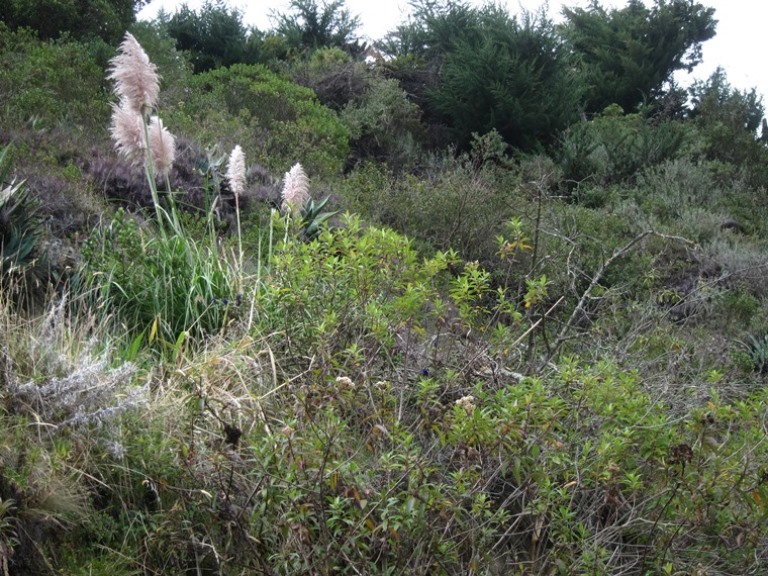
<box><xmin>2</xmin><ymin>1</ymin><xmax>768</xmax><ymax>574</ymax></box>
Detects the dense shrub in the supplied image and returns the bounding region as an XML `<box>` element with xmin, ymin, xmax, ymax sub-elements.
<box><xmin>341</xmin><ymin>75</ymin><xmax>424</xmax><ymax>170</ymax></box>
<box><xmin>558</xmin><ymin>104</ymin><xmax>691</xmax><ymax>189</ymax></box>
<box><xmin>0</xmin><ymin>23</ymin><xmax>109</xmax><ymax>130</ymax></box>
<box><xmin>167</xmin><ymin>63</ymin><xmax>349</xmax><ymax>175</ymax></box>
<box><xmin>688</xmin><ymin>68</ymin><xmax>768</xmax><ymax>188</ymax></box>
<box><xmin>337</xmin><ymin>153</ymin><xmax>521</xmax><ymax>267</ymax></box>
<box><xmin>0</xmin><ymin>0</ymin><xmax>141</xmax><ymax>43</ymax></box>
<box><xmin>427</xmin><ymin>7</ymin><xmax>583</xmax><ymax>151</ymax></box>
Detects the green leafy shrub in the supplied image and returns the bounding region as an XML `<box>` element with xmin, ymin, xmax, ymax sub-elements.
<box><xmin>0</xmin><ymin>23</ymin><xmax>109</xmax><ymax>129</ymax></box>
<box><xmin>341</xmin><ymin>75</ymin><xmax>424</xmax><ymax>170</ymax></box>
<box><xmin>558</xmin><ymin>104</ymin><xmax>691</xmax><ymax>189</ymax></box>
<box><xmin>167</xmin><ymin>63</ymin><xmax>349</xmax><ymax>175</ymax></box>
<box><xmin>253</xmin><ymin>214</ymin><xmax>453</xmax><ymax>374</ymax></box>
<box><xmin>338</xmin><ymin>150</ymin><xmax>523</xmax><ymax>269</ymax></box>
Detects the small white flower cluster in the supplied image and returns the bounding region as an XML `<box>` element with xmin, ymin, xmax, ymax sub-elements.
<box><xmin>335</xmin><ymin>376</ymin><xmax>356</xmax><ymax>389</ymax></box>
<box><xmin>455</xmin><ymin>395</ymin><xmax>476</xmax><ymax>413</ymax></box>
<box><xmin>13</xmin><ymin>359</ymin><xmax>145</xmax><ymax>430</ymax></box>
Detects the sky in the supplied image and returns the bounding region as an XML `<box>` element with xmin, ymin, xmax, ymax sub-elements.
<box><xmin>138</xmin><ymin>0</ymin><xmax>766</xmax><ymax>101</ymax></box>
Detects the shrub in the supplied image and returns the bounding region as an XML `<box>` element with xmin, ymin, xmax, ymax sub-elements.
<box><xmin>338</xmin><ymin>149</ymin><xmax>523</xmax><ymax>269</ymax></box>
<box><xmin>341</xmin><ymin>75</ymin><xmax>424</xmax><ymax>170</ymax></box>
<box><xmin>167</xmin><ymin>63</ymin><xmax>349</xmax><ymax>175</ymax></box>
<box><xmin>0</xmin><ymin>23</ymin><xmax>109</xmax><ymax>130</ymax></box>
<box><xmin>558</xmin><ymin>104</ymin><xmax>691</xmax><ymax>189</ymax></box>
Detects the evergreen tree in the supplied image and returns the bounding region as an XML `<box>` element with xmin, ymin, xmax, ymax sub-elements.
<box><xmin>383</xmin><ymin>1</ymin><xmax>583</xmax><ymax>152</ymax></box>
<box><xmin>162</xmin><ymin>0</ymin><xmax>259</xmax><ymax>73</ymax></box>
<box><xmin>271</xmin><ymin>0</ymin><xmax>363</xmax><ymax>57</ymax></box>
<box><xmin>688</xmin><ymin>67</ymin><xmax>768</xmax><ymax>180</ymax></box>
<box><xmin>561</xmin><ymin>0</ymin><xmax>717</xmax><ymax>114</ymax></box>
<box><xmin>0</xmin><ymin>0</ymin><xmax>148</xmax><ymax>43</ymax></box>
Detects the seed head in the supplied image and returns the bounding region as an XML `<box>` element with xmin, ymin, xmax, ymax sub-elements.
<box><xmin>281</xmin><ymin>163</ymin><xmax>310</xmax><ymax>212</ymax></box>
<box><xmin>148</xmin><ymin>115</ymin><xmax>176</xmax><ymax>178</ymax></box>
<box><xmin>226</xmin><ymin>145</ymin><xmax>246</xmax><ymax>197</ymax></box>
<box><xmin>110</xmin><ymin>101</ymin><xmax>146</xmax><ymax>166</ymax></box>
<box><xmin>108</xmin><ymin>32</ymin><xmax>160</xmax><ymax>114</ymax></box>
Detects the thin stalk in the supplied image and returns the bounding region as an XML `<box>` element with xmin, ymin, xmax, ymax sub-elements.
<box><xmin>141</xmin><ymin>119</ymin><xmax>167</xmax><ymax>240</ymax></box>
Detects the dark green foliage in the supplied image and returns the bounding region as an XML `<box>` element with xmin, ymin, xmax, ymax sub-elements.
<box><xmin>382</xmin><ymin>2</ymin><xmax>583</xmax><ymax>152</ymax></box>
<box><xmin>287</xmin><ymin>46</ymin><xmax>425</xmax><ymax>170</ymax></box>
<box><xmin>688</xmin><ymin>68</ymin><xmax>768</xmax><ymax>186</ymax></box>
<box><xmin>0</xmin><ymin>0</ymin><xmax>146</xmax><ymax>43</ymax></box>
<box><xmin>297</xmin><ymin>196</ymin><xmax>338</xmax><ymax>241</ymax></box>
<box><xmin>168</xmin><ymin>63</ymin><xmax>349</xmax><ymax>175</ymax></box>
<box><xmin>380</xmin><ymin>0</ymin><xmax>476</xmax><ymax>59</ymax></box>
<box><xmin>161</xmin><ymin>0</ymin><xmax>259</xmax><ymax>73</ymax></box>
<box><xmin>341</xmin><ymin>75</ymin><xmax>424</xmax><ymax>169</ymax></box>
<box><xmin>558</xmin><ymin>104</ymin><xmax>691</xmax><ymax>188</ymax></box>
<box><xmin>0</xmin><ymin>23</ymin><xmax>109</xmax><ymax>128</ymax></box>
<box><xmin>290</xmin><ymin>47</ymin><xmax>366</xmax><ymax>111</ymax></box>
<box><xmin>562</xmin><ymin>0</ymin><xmax>717</xmax><ymax>114</ymax></box>
<box><xmin>272</xmin><ymin>0</ymin><xmax>363</xmax><ymax>57</ymax></box>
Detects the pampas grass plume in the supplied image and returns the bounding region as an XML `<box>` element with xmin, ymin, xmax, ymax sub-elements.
<box><xmin>110</xmin><ymin>101</ymin><xmax>146</xmax><ymax>166</ymax></box>
<box><xmin>281</xmin><ymin>163</ymin><xmax>310</xmax><ymax>212</ymax></box>
<box><xmin>148</xmin><ymin>116</ymin><xmax>176</xmax><ymax>178</ymax></box>
<box><xmin>108</xmin><ymin>32</ymin><xmax>160</xmax><ymax>114</ymax></box>
<box><xmin>226</xmin><ymin>145</ymin><xmax>246</xmax><ymax>197</ymax></box>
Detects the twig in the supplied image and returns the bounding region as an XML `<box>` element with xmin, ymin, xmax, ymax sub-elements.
<box><xmin>546</xmin><ymin>230</ymin><xmax>694</xmax><ymax>364</ymax></box>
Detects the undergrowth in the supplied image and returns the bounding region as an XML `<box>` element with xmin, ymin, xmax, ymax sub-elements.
<box><xmin>2</xmin><ymin>23</ymin><xmax>768</xmax><ymax>576</ymax></box>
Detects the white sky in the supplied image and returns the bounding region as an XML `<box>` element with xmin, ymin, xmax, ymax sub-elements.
<box><xmin>138</xmin><ymin>0</ymin><xmax>766</xmax><ymax>101</ymax></box>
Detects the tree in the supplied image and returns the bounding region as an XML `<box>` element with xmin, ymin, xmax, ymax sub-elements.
<box><xmin>561</xmin><ymin>0</ymin><xmax>717</xmax><ymax>114</ymax></box>
<box><xmin>386</xmin><ymin>1</ymin><xmax>583</xmax><ymax>152</ymax></box>
<box><xmin>688</xmin><ymin>68</ymin><xmax>768</xmax><ymax>182</ymax></box>
<box><xmin>161</xmin><ymin>0</ymin><xmax>259</xmax><ymax>73</ymax></box>
<box><xmin>0</xmin><ymin>0</ymin><xmax>148</xmax><ymax>43</ymax></box>
<box><xmin>271</xmin><ymin>0</ymin><xmax>362</xmax><ymax>57</ymax></box>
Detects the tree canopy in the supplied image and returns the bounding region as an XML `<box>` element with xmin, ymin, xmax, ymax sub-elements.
<box><xmin>271</xmin><ymin>0</ymin><xmax>363</xmax><ymax>56</ymax></box>
<box><xmin>161</xmin><ymin>0</ymin><xmax>259</xmax><ymax>73</ymax></box>
<box><xmin>0</xmin><ymin>0</ymin><xmax>148</xmax><ymax>43</ymax></box>
<box><xmin>381</xmin><ymin>1</ymin><xmax>583</xmax><ymax>151</ymax></box>
<box><xmin>561</xmin><ymin>0</ymin><xmax>717</xmax><ymax>114</ymax></box>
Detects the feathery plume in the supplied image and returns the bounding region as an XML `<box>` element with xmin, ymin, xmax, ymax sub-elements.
<box><xmin>281</xmin><ymin>163</ymin><xmax>310</xmax><ymax>212</ymax></box>
<box><xmin>147</xmin><ymin>115</ymin><xmax>176</xmax><ymax>178</ymax></box>
<box><xmin>226</xmin><ymin>145</ymin><xmax>246</xmax><ymax>197</ymax></box>
<box><xmin>107</xmin><ymin>32</ymin><xmax>160</xmax><ymax>114</ymax></box>
<box><xmin>110</xmin><ymin>101</ymin><xmax>146</xmax><ymax>166</ymax></box>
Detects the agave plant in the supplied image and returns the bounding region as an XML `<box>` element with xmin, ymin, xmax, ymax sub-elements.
<box><xmin>300</xmin><ymin>196</ymin><xmax>338</xmax><ymax>241</ymax></box>
<box><xmin>0</xmin><ymin>145</ymin><xmax>38</xmax><ymax>279</ymax></box>
<box><xmin>737</xmin><ymin>332</ymin><xmax>768</xmax><ymax>374</ymax></box>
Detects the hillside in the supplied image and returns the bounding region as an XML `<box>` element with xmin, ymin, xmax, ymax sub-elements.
<box><xmin>2</xmin><ymin>2</ymin><xmax>768</xmax><ymax>574</ymax></box>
